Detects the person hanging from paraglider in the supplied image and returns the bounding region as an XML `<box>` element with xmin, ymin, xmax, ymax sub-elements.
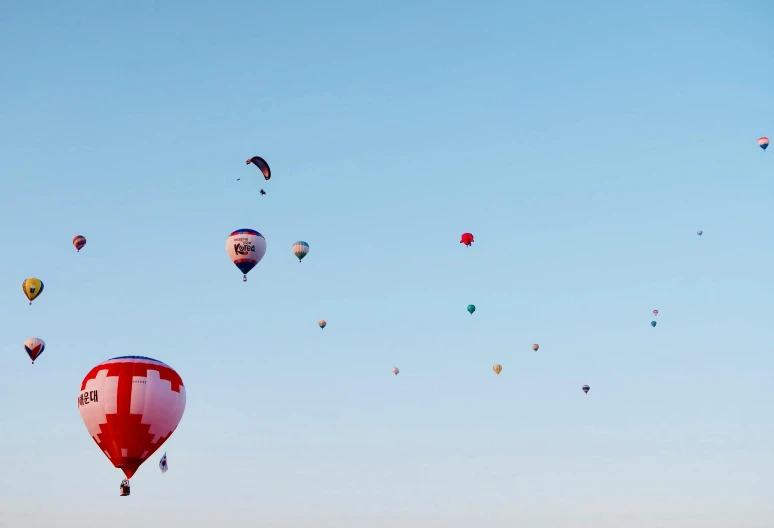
<box><xmin>260</xmin><ymin>189</ymin><xmax>266</xmax><ymax>195</ymax></box>
<box><xmin>120</xmin><ymin>479</ymin><xmax>131</xmax><ymax>496</ymax></box>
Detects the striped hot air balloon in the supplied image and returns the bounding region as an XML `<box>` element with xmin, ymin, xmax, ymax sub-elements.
<box><xmin>582</xmin><ymin>384</ymin><xmax>590</xmax><ymax>394</ymax></box>
<box><xmin>292</xmin><ymin>241</ymin><xmax>309</xmax><ymax>262</ymax></box>
<box><xmin>653</xmin><ymin>309</ymin><xmax>658</xmax><ymax>316</ymax></box>
<box><xmin>493</xmin><ymin>364</ymin><xmax>502</xmax><ymax>375</ymax></box>
<box><xmin>73</xmin><ymin>235</ymin><xmax>87</xmax><ymax>252</ymax></box>
<box><xmin>22</xmin><ymin>278</ymin><xmax>44</xmax><ymax>305</ymax></box>
<box><xmin>318</xmin><ymin>320</ymin><xmax>327</xmax><ymax>329</ymax></box>
<box><xmin>532</xmin><ymin>344</ymin><xmax>539</xmax><ymax>352</ymax></box>
<box><xmin>758</xmin><ymin>137</ymin><xmax>769</xmax><ymax>151</ymax></box>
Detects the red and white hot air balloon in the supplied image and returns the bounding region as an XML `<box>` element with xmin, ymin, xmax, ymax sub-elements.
<box><xmin>653</xmin><ymin>309</ymin><xmax>658</xmax><ymax>316</ymax></box>
<box><xmin>77</xmin><ymin>356</ymin><xmax>186</xmax><ymax>495</ymax></box>
<box><xmin>758</xmin><ymin>137</ymin><xmax>769</xmax><ymax>151</ymax></box>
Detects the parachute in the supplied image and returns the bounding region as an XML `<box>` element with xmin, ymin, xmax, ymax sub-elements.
<box><xmin>24</xmin><ymin>338</ymin><xmax>45</xmax><ymax>364</ymax></box>
<box><xmin>78</xmin><ymin>356</ymin><xmax>186</xmax><ymax>493</ymax></box>
<box><xmin>226</xmin><ymin>229</ymin><xmax>267</xmax><ymax>282</ymax></box>
<box><xmin>73</xmin><ymin>235</ymin><xmax>87</xmax><ymax>252</ymax></box>
<box><xmin>460</xmin><ymin>233</ymin><xmax>474</xmax><ymax>247</ymax></box>
<box><xmin>467</xmin><ymin>304</ymin><xmax>476</xmax><ymax>315</ymax></box>
<box><xmin>22</xmin><ymin>278</ymin><xmax>44</xmax><ymax>305</ymax></box>
<box><xmin>292</xmin><ymin>241</ymin><xmax>309</xmax><ymax>262</ymax></box>
<box><xmin>246</xmin><ymin>156</ymin><xmax>271</xmax><ymax>180</ymax></box>
<box><xmin>493</xmin><ymin>364</ymin><xmax>502</xmax><ymax>375</ymax></box>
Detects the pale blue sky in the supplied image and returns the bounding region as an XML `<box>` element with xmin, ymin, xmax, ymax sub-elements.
<box><xmin>1</xmin><ymin>1</ymin><xmax>774</xmax><ymax>526</ymax></box>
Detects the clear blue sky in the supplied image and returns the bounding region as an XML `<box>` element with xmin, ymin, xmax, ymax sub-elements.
<box><xmin>1</xmin><ymin>1</ymin><xmax>773</xmax><ymax>526</ymax></box>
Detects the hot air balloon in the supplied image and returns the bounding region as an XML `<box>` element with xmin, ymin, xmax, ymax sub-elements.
<box><xmin>392</xmin><ymin>367</ymin><xmax>399</xmax><ymax>376</ymax></box>
<box><xmin>758</xmin><ymin>137</ymin><xmax>769</xmax><ymax>151</ymax></box>
<box><xmin>78</xmin><ymin>356</ymin><xmax>186</xmax><ymax>496</ymax></box>
<box><xmin>73</xmin><ymin>235</ymin><xmax>87</xmax><ymax>252</ymax></box>
<box><xmin>467</xmin><ymin>304</ymin><xmax>475</xmax><ymax>315</ymax></box>
<box><xmin>159</xmin><ymin>452</ymin><xmax>168</xmax><ymax>474</ymax></box>
<box><xmin>493</xmin><ymin>364</ymin><xmax>502</xmax><ymax>375</ymax></box>
<box><xmin>532</xmin><ymin>344</ymin><xmax>539</xmax><ymax>352</ymax></box>
<box><xmin>22</xmin><ymin>278</ymin><xmax>44</xmax><ymax>305</ymax></box>
<box><xmin>226</xmin><ymin>229</ymin><xmax>267</xmax><ymax>282</ymax></box>
<box><xmin>318</xmin><ymin>320</ymin><xmax>327</xmax><ymax>329</ymax></box>
<box><xmin>651</xmin><ymin>321</ymin><xmax>657</xmax><ymax>327</ymax></box>
<box><xmin>246</xmin><ymin>156</ymin><xmax>271</xmax><ymax>180</ymax></box>
<box><xmin>653</xmin><ymin>309</ymin><xmax>658</xmax><ymax>316</ymax></box>
<box><xmin>582</xmin><ymin>384</ymin><xmax>590</xmax><ymax>394</ymax></box>
<box><xmin>697</xmin><ymin>230</ymin><xmax>703</xmax><ymax>236</ymax></box>
<box><xmin>460</xmin><ymin>233</ymin><xmax>474</xmax><ymax>247</ymax></box>
<box><xmin>24</xmin><ymin>337</ymin><xmax>45</xmax><ymax>364</ymax></box>
<box><xmin>292</xmin><ymin>241</ymin><xmax>309</xmax><ymax>262</ymax></box>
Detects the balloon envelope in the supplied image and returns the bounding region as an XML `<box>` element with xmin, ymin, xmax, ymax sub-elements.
<box><xmin>73</xmin><ymin>235</ymin><xmax>87</xmax><ymax>252</ymax></box>
<box><xmin>292</xmin><ymin>241</ymin><xmax>309</xmax><ymax>262</ymax></box>
<box><xmin>467</xmin><ymin>304</ymin><xmax>475</xmax><ymax>315</ymax></box>
<box><xmin>651</xmin><ymin>321</ymin><xmax>657</xmax><ymax>327</ymax></box>
<box><xmin>532</xmin><ymin>344</ymin><xmax>539</xmax><ymax>352</ymax></box>
<box><xmin>24</xmin><ymin>337</ymin><xmax>45</xmax><ymax>363</ymax></box>
<box><xmin>582</xmin><ymin>384</ymin><xmax>590</xmax><ymax>394</ymax></box>
<box><xmin>758</xmin><ymin>137</ymin><xmax>769</xmax><ymax>150</ymax></box>
<box><xmin>77</xmin><ymin>356</ymin><xmax>186</xmax><ymax>480</ymax></box>
<box><xmin>318</xmin><ymin>320</ymin><xmax>327</xmax><ymax>329</ymax></box>
<box><xmin>226</xmin><ymin>229</ymin><xmax>267</xmax><ymax>279</ymax></box>
<box><xmin>392</xmin><ymin>367</ymin><xmax>399</xmax><ymax>375</ymax></box>
<box><xmin>460</xmin><ymin>233</ymin><xmax>474</xmax><ymax>246</ymax></box>
<box><xmin>22</xmin><ymin>278</ymin><xmax>44</xmax><ymax>304</ymax></box>
<box><xmin>493</xmin><ymin>364</ymin><xmax>502</xmax><ymax>375</ymax></box>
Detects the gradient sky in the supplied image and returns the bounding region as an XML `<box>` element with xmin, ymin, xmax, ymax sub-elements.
<box><xmin>2</xmin><ymin>1</ymin><xmax>774</xmax><ymax>526</ymax></box>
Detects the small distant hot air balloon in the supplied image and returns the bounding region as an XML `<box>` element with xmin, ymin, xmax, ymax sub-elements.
<box><xmin>467</xmin><ymin>304</ymin><xmax>476</xmax><ymax>315</ymax></box>
<box><xmin>493</xmin><ymin>364</ymin><xmax>502</xmax><ymax>375</ymax></box>
<box><xmin>651</xmin><ymin>321</ymin><xmax>657</xmax><ymax>327</ymax></box>
<box><xmin>758</xmin><ymin>137</ymin><xmax>769</xmax><ymax>151</ymax></box>
<box><xmin>246</xmin><ymin>156</ymin><xmax>271</xmax><ymax>179</ymax></box>
<box><xmin>226</xmin><ymin>229</ymin><xmax>267</xmax><ymax>282</ymax></box>
<box><xmin>697</xmin><ymin>230</ymin><xmax>703</xmax><ymax>236</ymax></box>
<box><xmin>73</xmin><ymin>235</ymin><xmax>87</xmax><ymax>252</ymax></box>
<box><xmin>22</xmin><ymin>278</ymin><xmax>44</xmax><ymax>305</ymax></box>
<box><xmin>582</xmin><ymin>384</ymin><xmax>590</xmax><ymax>394</ymax></box>
<box><xmin>532</xmin><ymin>344</ymin><xmax>539</xmax><ymax>352</ymax></box>
<box><xmin>392</xmin><ymin>367</ymin><xmax>399</xmax><ymax>376</ymax></box>
<box><xmin>318</xmin><ymin>320</ymin><xmax>327</xmax><ymax>329</ymax></box>
<box><xmin>24</xmin><ymin>338</ymin><xmax>45</xmax><ymax>364</ymax></box>
<box><xmin>460</xmin><ymin>233</ymin><xmax>474</xmax><ymax>247</ymax></box>
<box><xmin>653</xmin><ymin>309</ymin><xmax>658</xmax><ymax>316</ymax></box>
<box><xmin>292</xmin><ymin>241</ymin><xmax>309</xmax><ymax>262</ymax></box>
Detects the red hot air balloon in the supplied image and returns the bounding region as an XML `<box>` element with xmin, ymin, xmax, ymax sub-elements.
<box><xmin>460</xmin><ymin>233</ymin><xmax>474</xmax><ymax>247</ymax></box>
<box><xmin>77</xmin><ymin>356</ymin><xmax>186</xmax><ymax>495</ymax></box>
<box><xmin>73</xmin><ymin>235</ymin><xmax>87</xmax><ymax>252</ymax></box>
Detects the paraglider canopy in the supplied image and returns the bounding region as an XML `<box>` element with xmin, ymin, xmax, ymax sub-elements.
<box><xmin>246</xmin><ymin>156</ymin><xmax>271</xmax><ymax>180</ymax></box>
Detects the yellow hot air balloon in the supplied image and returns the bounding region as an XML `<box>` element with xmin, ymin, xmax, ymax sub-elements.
<box><xmin>22</xmin><ymin>278</ymin><xmax>44</xmax><ymax>305</ymax></box>
<box><xmin>532</xmin><ymin>344</ymin><xmax>539</xmax><ymax>352</ymax></box>
<box><xmin>493</xmin><ymin>364</ymin><xmax>502</xmax><ymax>375</ymax></box>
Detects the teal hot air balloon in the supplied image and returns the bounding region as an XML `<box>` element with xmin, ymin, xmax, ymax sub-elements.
<box><xmin>292</xmin><ymin>241</ymin><xmax>309</xmax><ymax>262</ymax></box>
<box><xmin>467</xmin><ymin>304</ymin><xmax>476</xmax><ymax>315</ymax></box>
<box><xmin>651</xmin><ymin>321</ymin><xmax>657</xmax><ymax>327</ymax></box>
